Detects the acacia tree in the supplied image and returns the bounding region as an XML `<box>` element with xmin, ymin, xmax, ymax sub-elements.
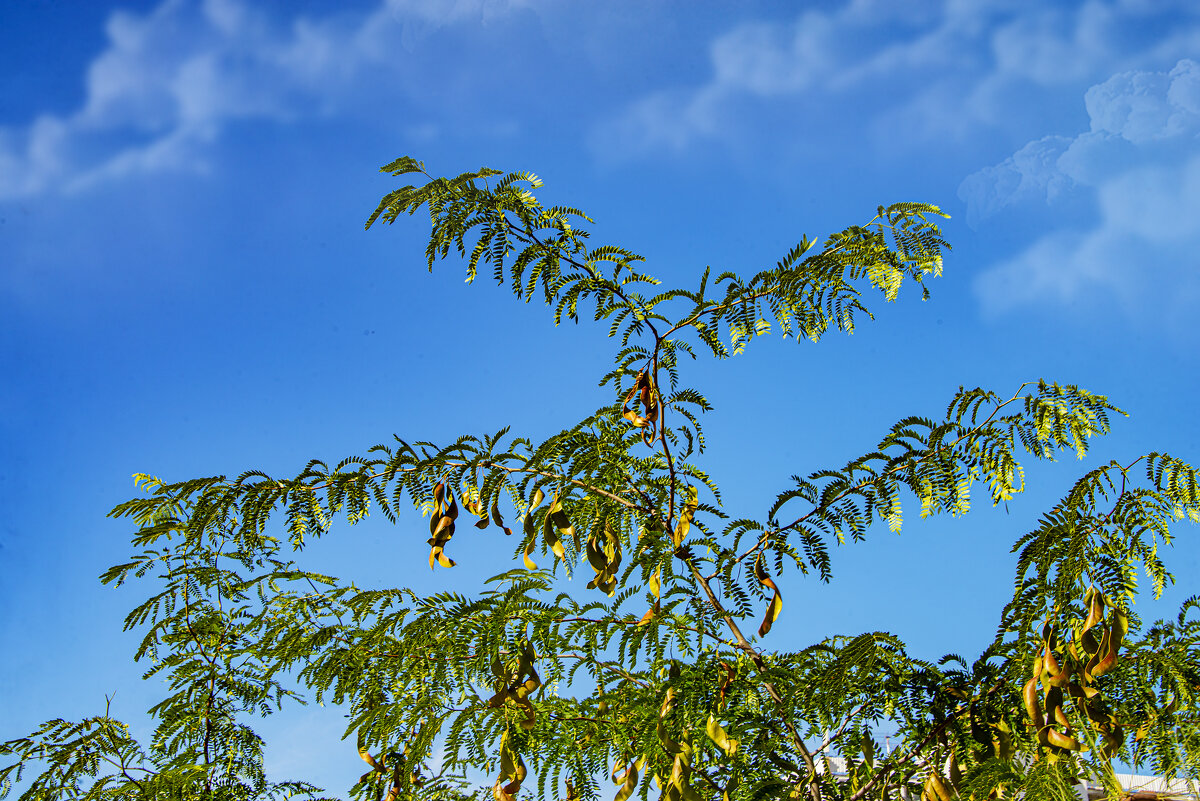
<box><xmin>3</xmin><ymin>158</ymin><xmax>1199</xmax><ymax>801</ymax></box>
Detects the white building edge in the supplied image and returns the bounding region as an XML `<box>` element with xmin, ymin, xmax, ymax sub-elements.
<box><xmin>818</xmin><ymin>757</ymin><xmax>1199</xmax><ymax>799</ymax></box>
<box><xmin>1080</xmin><ymin>772</ymin><xmax>1199</xmax><ymax>800</ymax></box>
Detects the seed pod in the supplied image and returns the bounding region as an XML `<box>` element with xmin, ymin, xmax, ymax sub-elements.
<box><xmin>1044</xmin><ymin>727</ymin><xmax>1082</xmax><ymax>751</ymax></box>
<box><xmin>1023</xmin><ymin>678</ymin><xmax>1044</xmax><ymax>730</ymax></box>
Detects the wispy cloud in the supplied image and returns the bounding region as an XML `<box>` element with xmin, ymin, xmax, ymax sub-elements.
<box><xmin>966</xmin><ymin>59</ymin><xmax>1200</xmax><ymax>315</ymax></box>
<box><xmin>0</xmin><ymin>0</ymin><xmax>533</xmax><ymax>200</ymax></box>
<box><xmin>597</xmin><ymin>0</ymin><xmax>1200</xmax><ymax>159</ymax></box>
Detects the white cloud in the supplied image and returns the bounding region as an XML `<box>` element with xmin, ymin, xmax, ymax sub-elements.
<box><xmin>960</xmin><ymin>59</ymin><xmax>1200</xmax><ymax>223</ymax></box>
<box><xmin>976</xmin><ymin>155</ymin><xmax>1200</xmax><ymax>315</ymax></box>
<box><xmin>598</xmin><ymin>88</ymin><xmax>727</xmax><ymax>157</ymax></box>
<box><xmin>1087</xmin><ymin>57</ymin><xmax>1200</xmax><ymax>141</ymax></box>
<box><xmin>989</xmin><ymin>2</ymin><xmax>1117</xmax><ymax>86</ymax></box>
<box><xmin>956</xmin><ymin>135</ymin><xmax>1075</xmax><ymax>226</ymax></box>
<box><xmin>974</xmin><ymin>228</ymin><xmax>1125</xmax><ymax>312</ymax></box>
<box><xmin>969</xmin><ymin>62</ymin><xmax>1200</xmax><ymax>316</ymax></box>
<box><xmin>600</xmin><ymin>0</ymin><xmax>1200</xmax><ymax>159</ymax></box>
<box><xmin>1097</xmin><ymin>157</ymin><xmax>1200</xmax><ymax>241</ymax></box>
<box><xmin>708</xmin><ymin>12</ymin><xmax>838</xmax><ymax>97</ymax></box>
<box><xmin>382</xmin><ymin>0</ymin><xmax>533</xmax><ymax>25</ymax></box>
<box><xmin>0</xmin><ymin>0</ymin><xmax>533</xmax><ymax>200</ymax></box>
<box><xmin>0</xmin><ymin>117</ymin><xmax>70</xmax><ymax>198</ymax></box>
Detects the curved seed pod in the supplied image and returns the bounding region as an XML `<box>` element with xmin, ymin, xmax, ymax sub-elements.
<box><xmin>1045</xmin><ymin>686</ymin><xmax>1066</xmax><ymax>722</ymax></box>
<box><xmin>926</xmin><ymin>773</ymin><xmax>953</xmax><ymax>801</ymax></box>
<box><xmin>491</xmin><ymin>499</ymin><xmax>513</xmax><ymax>536</ymax></box>
<box><xmin>358</xmin><ymin>733</ymin><xmax>382</xmax><ymax>772</ymax></box>
<box><xmin>1053</xmin><ymin>703</ymin><xmax>1073</xmax><ymax>732</ymax></box>
<box><xmin>544</xmin><ymin>505</ymin><xmax>566</xmax><ymax>560</ymax></box>
<box><xmin>547</xmin><ymin>495</ymin><xmax>575</xmax><ymax>552</ymax></box>
<box><xmin>1044</xmin><ymin>727</ymin><xmax>1082</xmax><ymax>751</ymax></box>
<box><xmin>673</xmin><ymin>487</ymin><xmax>698</xmax><ymax>549</ymax></box>
<box><xmin>667</xmin><ymin>735</ymin><xmax>700</xmax><ymax>801</ymax></box>
<box><xmin>1111</xmin><ymin>606</ymin><xmax>1129</xmax><ymax>647</ymax></box>
<box><xmin>588</xmin><ymin>521</ymin><xmax>621</xmax><ymax>596</ymax></box>
<box><xmin>1083</xmin><ymin>696</ymin><xmax>1111</xmax><ymax>725</ymax></box>
<box><xmin>623</xmin><ymin>410</ymin><xmax>648</xmax><ymax>428</ymax></box>
<box><xmin>383</xmin><ymin>761</ymin><xmax>405</xmax><ymax>801</ymax></box>
<box><xmin>1092</xmin><ymin>608</ymin><xmax>1128</xmax><ymax>678</ymax></box>
<box><xmin>1044</xmin><ymin>645</ymin><xmax>1070</xmax><ymax>687</ymax></box>
<box><xmin>620</xmin><ymin>370</ymin><xmax>661</xmax><ymax>447</ymax></box>
<box><xmin>586</xmin><ymin>530</ymin><xmax>608</xmax><ymax>574</ymax></box>
<box><xmin>463</xmin><ymin>485</ymin><xmax>484</xmax><ymax>518</ymax></box>
<box><xmin>429</xmin><ymin>534</ymin><xmax>456</xmax><ymax>568</ymax></box>
<box><xmin>494</xmin><ymin>750</ymin><xmax>527</xmax><ymax>801</ymax></box>
<box><xmin>1023</xmin><ymin>677</ymin><xmax>1045</xmax><ymax>730</ymax></box>
<box><xmin>428</xmin><ymin>508</ymin><xmax>457</xmax><ymax>569</ymax></box>
<box><xmin>431</xmin><ymin>514</ymin><xmax>454</xmax><ymax>539</ymax></box>
<box><xmin>582</xmin><ymin>520</ymin><xmax>621</xmax><ymax>594</ymax></box>
<box><xmin>657</xmin><ymin>691</ymin><xmax>683</xmax><ymax>755</ymax></box>
<box><xmin>622</xmin><ymin>372</ymin><xmax>653</xmax><ymax>430</ymax></box>
<box><xmin>1089</xmin><ymin>628</ymin><xmax>1117</xmax><ymax>678</ymax></box>
<box><xmin>522</xmin><ymin>537</ymin><xmax>538</xmax><ymax>570</ymax></box>
<box><xmin>947</xmin><ymin>749</ymin><xmax>962</xmax><ymax>790</ymax></box>
<box><xmin>705</xmin><ymin>714</ymin><xmax>738</xmax><ymax>757</ymax></box>
<box><xmin>754</xmin><ymin>555</ymin><xmax>783</xmax><ymax>637</ymax></box>
<box><xmin>613</xmin><ymin>758</ymin><xmax>642</xmax><ymax>801</ymax></box>
<box><xmin>428</xmin><ymin>483</ymin><xmax>445</xmax><ymax>540</ymax></box>
<box><xmin>1082</xmin><ymin>626</ymin><xmax>1100</xmax><ymax>656</ymax></box>
<box><xmin>1083</xmin><ymin>588</ymin><xmax>1105</xmax><ymax>633</ymax></box>
<box><xmin>717</xmin><ymin>661</ymin><xmax>735</xmax><ymax>711</ymax></box>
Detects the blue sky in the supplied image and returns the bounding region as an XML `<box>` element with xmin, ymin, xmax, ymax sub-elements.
<box><xmin>2</xmin><ymin>0</ymin><xmax>1199</xmax><ymax>794</ymax></box>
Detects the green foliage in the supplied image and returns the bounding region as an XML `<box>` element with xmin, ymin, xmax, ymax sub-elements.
<box><xmin>4</xmin><ymin>159</ymin><xmax>1199</xmax><ymax>801</ymax></box>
